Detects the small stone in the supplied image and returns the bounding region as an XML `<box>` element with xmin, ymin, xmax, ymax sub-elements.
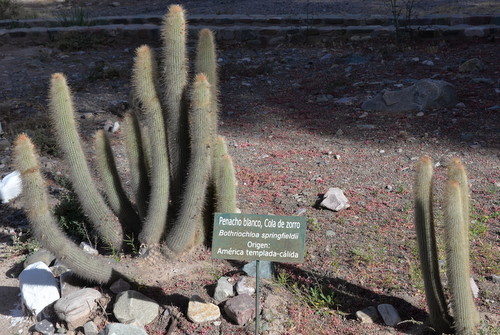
<box><xmin>113</xmin><ymin>290</ymin><xmax>160</xmax><ymax>326</ymax></box>
<box><xmin>54</xmin><ymin>288</ymin><xmax>101</xmax><ymax>329</ymax></box>
<box><xmin>0</xmin><ymin>138</ymin><xmax>10</xmax><ymax>151</ymax></box>
<box><xmin>459</xmin><ymin>58</ymin><xmax>484</xmax><ymax>73</ymax></box>
<box><xmin>99</xmin><ymin>323</ymin><xmax>147</xmax><ymax>335</ymax></box>
<box><xmin>335</xmin><ymin>129</ymin><xmax>344</xmax><ymax>136</ymax></box>
<box><xmin>224</xmin><ymin>294</ymin><xmax>256</xmax><ymax>326</ymax></box>
<box><xmin>377</xmin><ymin>304</ymin><xmax>401</xmax><ymax>326</ymax></box>
<box><xmin>83</xmin><ymin>321</ymin><xmax>99</xmax><ymax>335</ymax></box>
<box><xmin>319</xmin><ymin>187</ymin><xmax>350</xmax><ymax>211</ymax></box>
<box><xmin>359</xmin><ymin>111</ymin><xmax>368</xmax><ymax>118</ymax></box>
<box><xmin>422</xmin><ymin>60</ymin><xmax>434</xmax><ymax>66</ymax></box>
<box><xmin>356</xmin><ymin>306</ymin><xmax>380</xmax><ymax>324</ymax></box>
<box><xmin>379</xmin><ymin>149</ymin><xmax>385</xmax><ymax>154</ymax></box>
<box><xmin>19</xmin><ymin>261</ymin><xmax>60</xmax><ymax>317</ymax></box>
<box><xmin>80</xmin><ymin>242</ymin><xmax>98</xmax><ymax>255</ymax></box>
<box><xmin>456</xmin><ymin>102</ymin><xmax>466</xmax><ymax>108</ymax></box>
<box><xmin>242</xmin><ymin>261</ymin><xmax>274</xmax><ymax>279</ymax></box>
<box><xmin>326</xmin><ymin>230</ymin><xmax>336</xmax><ymax>237</ymax></box>
<box><xmin>24</xmin><ymin>249</ymin><xmax>56</xmax><ymax>268</ymax></box>
<box><xmin>470</xmin><ymin>277</ymin><xmax>479</xmax><ymax>298</ymax></box>
<box><xmin>111</xmin><ymin>121</ymin><xmax>120</xmax><ymax>133</ymax></box>
<box><xmin>320</xmin><ymin>53</ymin><xmax>333</xmax><ymax>62</ymax></box>
<box><xmin>110</xmin><ymin>2</ymin><xmax>120</xmax><ymax>7</ymax></box>
<box><xmin>110</xmin><ymin>278</ymin><xmax>131</xmax><ymax>294</ymax></box>
<box><xmin>187</xmin><ymin>295</ymin><xmax>220</xmax><ymax>323</ymax></box>
<box><xmin>236</xmin><ymin>277</ymin><xmax>256</xmax><ymax>296</ymax></box>
<box><xmin>334</xmin><ymin>154</ymin><xmax>340</xmax><ymax>160</ymax></box>
<box><xmin>416</xmin><ymin>112</ymin><xmax>424</xmax><ymax>117</ymax></box>
<box><xmin>35</xmin><ymin>319</ymin><xmax>55</xmax><ymax>335</ymax></box>
<box><xmin>385</xmin><ymin>185</ymin><xmax>393</xmax><ymax>191</ymax></box>
<box><xmin>214</xmin><ymin>277</ymin><xmax>235</xmax><ymax>302</ymax></box>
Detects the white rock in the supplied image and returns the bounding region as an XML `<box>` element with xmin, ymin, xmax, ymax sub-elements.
<box><xmin>319</xmin><ymin>188</ymin><xmax>350</xmax><ymax>211</ymax></box>
<box><xmin>19</xmin><ymin>261</ymin><xmax>60</xmax><ymax>316</ymax></box>
<box><xmin>0</xmin><ymin>170</ymin><xmax>22</xmax><ymax>203</ymax></box>
<box><xmin>236</xmin><ymin>277</ymin><xmax>256</xmax><ymax>296</ymax></box>
<box><xmin>80</xmin><ymin>242</ymin><xmax>98</xmax><ymax>255</ymax></box>
<box><xmin>187</xmin><ymin>295</ymin><xmax>220</xmax><ymax>323</ymax></box>
<box><xmin>377</xmin><ymin>304</ymin><xmax>401</xmax><ymax>326</ymax></box>
<box><xmin>470</xmin><ymin>277</ymin><xmax>479</xmax><ymax>298</ymax></box>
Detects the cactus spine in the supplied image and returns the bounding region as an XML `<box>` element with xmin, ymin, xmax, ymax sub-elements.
<box><xmin>14</xmin><ymin>5</ymin><xmax>238</xmax><ymax>284</ymax></box>
<box><xmin>414</xmin><ymin>156</ymin><xmax>479</xmax><ymax>334</ymax></box>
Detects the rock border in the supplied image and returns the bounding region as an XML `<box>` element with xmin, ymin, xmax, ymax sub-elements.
<box><xmin>0</xmin><ymin>14</ymin><xmax>499</xmax><ymax>46</ymax></box>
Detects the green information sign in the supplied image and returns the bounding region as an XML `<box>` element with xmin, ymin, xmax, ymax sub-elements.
<box><xmin>212</xmin><ymin>213</ymin><xmax>306</xmax><ymax>263</ymax></box>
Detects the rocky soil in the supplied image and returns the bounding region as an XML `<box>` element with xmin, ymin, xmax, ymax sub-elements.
<box><xmin>0</xmin><ymin>1</ymin><xmax>499</xmax><ymax>335</ymax></box>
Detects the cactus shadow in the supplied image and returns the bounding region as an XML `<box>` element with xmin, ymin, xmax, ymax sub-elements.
<box><xmin>275</xmin><ymin>263</ymin><xmax>431</xmax><ymax>334</ymax></box>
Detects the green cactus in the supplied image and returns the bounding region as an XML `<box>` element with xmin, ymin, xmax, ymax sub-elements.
<box><xmin>14</xmin><ymin>5</ymin><xmax>238</xmax><ymax>284</ymax></box>
<box><xmin>213</xmin><ymin>136</ymin><xmax>237</xmax><ymax>213</ymax></box>
<box><xmin>413</xmin><ymin>156</ymin><xmax>479</xmax><ymax>334</ymax></box>
<box><xmin>414</xmin><ymin>156</ymin><xmax>453</xmax><ymax>333</ymax></box>
<box><xmin>14</xmin><ymin>135</ymin><xmax>126</xmax><ymax>283</ymax></box>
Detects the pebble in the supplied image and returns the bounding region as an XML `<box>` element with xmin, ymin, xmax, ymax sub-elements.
<box><xmin>356</xmin><ymin>306</ymin><xmax>380</xmax><ymax>324</ymax></box>
<box><xmin>416</xmin><ymin>112</ymin><xmax>424</xmax><ymax>117</ymax></box>
<box><xmin>422</xmin><ymin>60</ymin><xmax>434</xmax><ymax>66</ymax></box>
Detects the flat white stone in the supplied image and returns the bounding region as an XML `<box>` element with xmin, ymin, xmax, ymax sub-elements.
<box><xmin>19</xmin><ymin>261</ymin><xmax>60</xmax><ymax>316</ymax></box>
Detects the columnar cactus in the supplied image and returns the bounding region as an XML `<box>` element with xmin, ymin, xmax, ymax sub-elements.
<box><xmin>14</xmin><ymin>5</ymin><xmax>238</xmax><ymax>284</ymax></box>
<box><xmin>414</xmin><ymin>156</ymin><xmax>479</xmax><ymax>334</ymax></box>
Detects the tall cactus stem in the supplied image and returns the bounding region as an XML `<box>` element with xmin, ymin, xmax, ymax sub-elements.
<box><xmin>123</xmin><ymin>112</ymin><xmax>150</xmax><ymax>220</ymax></box>
<box><xmin>414</xmin><ymin>156</ymin><xmax>453</xmax><ymax>333</ymax></box>
<box><xmin>447</xmin><ymin>158</ymin><xmax>470</xmax><ymax>234</ymax></box>
<box><xmin>13</xmin><ymin>134</ymin><xmax>126</xmax><ymax>284</ymax></box>
<box><xmin>48</xmin><ymin>73</ymin><xmax>122</xmax><ymax>249</ymax></box>
<box><xmin>195</xmin><ymin>28</ymin><xmax>219</xmax><ymax>128</ymax></box>
<box><xmin>95</xmin><ymin>129</ymin><xmax>141</xmax><ymax>235</ymax></box>
<box><xmin>444</xmin><ymin>180</ymin><xmax>480</xmax><ymax>335</ymax></box>
<box><xmin>132</xmin><ymin>46</ymin><xmax>170</xmax><ymax>246</ymax></box>
<box><xmin>166</xmin><ymin>74</ymin><xmax>215</xmax><ymax>253</ymax></box>
<box><xmin>161</xmin><ymin>4</ymin><xmax>189</xmax><ymax>199</ymax></box>
<box><xmin>213</xmin><ymin>136</ymin><xmax>237</xmax><ymax>213</ymax></box>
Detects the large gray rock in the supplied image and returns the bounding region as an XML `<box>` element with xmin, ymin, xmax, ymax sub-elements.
<box><xmin>319</xmin><ymin>187</ymin><xmax>350</xmax><ymax>211</ymax></box>
<box><xmin>377</xmin><ymin>304</ymin><xmax>401</xmax><ymax>326</ymax></box>
<box><xmin>19</xmin><ymin>261</ymin><xmax>60</xmax><ymax>317</ymax></box>
<box><xmin>98</xmin><ymin>323</ymin><xmax>147</xmax><ymax>335</ymax></box>
<box><xmin>224</xmin><ymin>294</ymin><xmax>256</xmax><ymax>326</ymax></box>
<box><xmin>361</xmin><ymin>79</ymin><xmax>457</xmax><ymax>112</ymax></box>
<box><xmin>242</xmin><ymin>261</ymin><xmax>274</xmax><ymax>279</ymax></box>
<box><xmin>187</xmin><ymin>295</ymin><xmax>220</xmax><ymax>323</ymax></box>
<box><xmin>54</xmin><ymin>288</ymin><xmax>101</xmax><ymax>329</ymax></box>
<box><xmin>213</xmin><ymin>276</ymin><xmax>235</xmax><ymax>302</ymax></box>
<box><xmin>113</xmin><ymin>290</ymin><xmax>159</xmax><ymax>326</ymax></box>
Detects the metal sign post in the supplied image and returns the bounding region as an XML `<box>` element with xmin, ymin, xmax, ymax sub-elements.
<box><xmin>255</xmin><ymin>259</ymin><xmax>260</xmax><ymax>335</ymax></box>
<box><xmin>211</xmin><ymin>213</ymin><xmax>306</xmax><ymax>334</ymax></box>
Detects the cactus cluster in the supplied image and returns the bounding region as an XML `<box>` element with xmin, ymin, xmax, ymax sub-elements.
<box><xmin>14</xmin><ymin>5</ymin><xmax>237</xmax><ymax>284</ymax></box>
<box><xmin>414</xmin><ymin>156</ymin><xmax>480</xmax><ymax>335</ymax></box>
